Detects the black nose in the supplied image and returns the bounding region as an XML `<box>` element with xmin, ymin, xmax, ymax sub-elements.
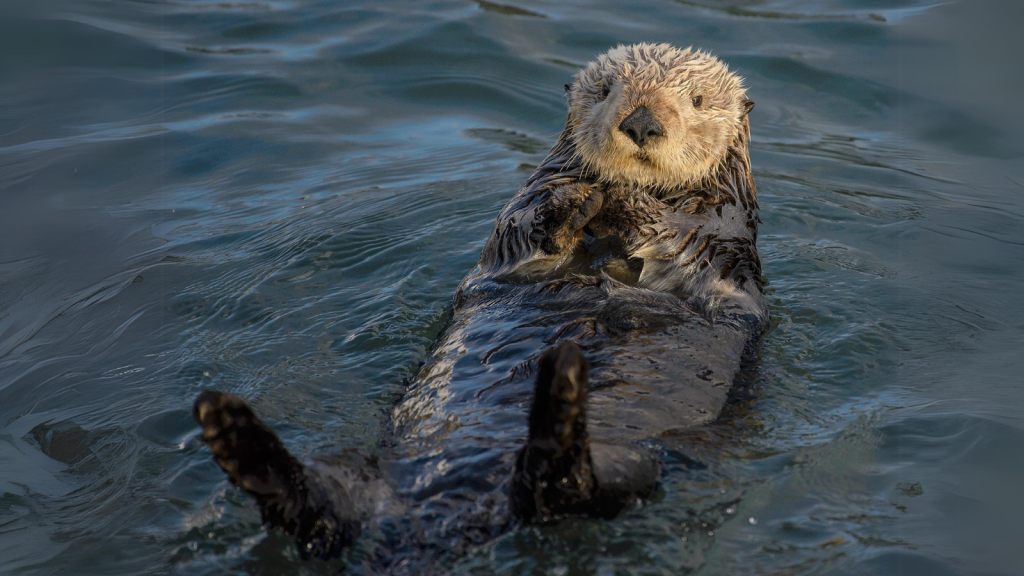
<box><xmin>618</xmin><ymin>106</ymin><xmax>663</xmax><ymax>148</ymax></box>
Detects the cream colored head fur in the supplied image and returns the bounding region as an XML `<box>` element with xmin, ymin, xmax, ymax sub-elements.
<box><xmin>567</xmin><ymin>43</ymin><xmax>752</xmax><ymax>190</ymax></box>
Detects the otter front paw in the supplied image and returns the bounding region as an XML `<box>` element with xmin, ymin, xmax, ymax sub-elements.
<box><xmin>566</xmin><ymin>188</ymin><xmax>605</xmax><ymax>232</ymax></box>
<box><xmin>535</xmin><ymin>185</ymin><xmax>605</xmax><ymax>255</ymax></box>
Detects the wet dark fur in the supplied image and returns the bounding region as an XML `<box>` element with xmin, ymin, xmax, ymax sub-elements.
<box><xmin>509</xmin><ymin>341</ymin><xmax>659</xmax><ymax>523</ymax></box>
<box><xmin>193</xmin><ymin>391</ymin><xmax>361</xmax><ymax>559</ymax></box>
<box><xmin>192</xmin><ymin>103</ymin><xmax>766</xmax><ymax>570</ymax></box>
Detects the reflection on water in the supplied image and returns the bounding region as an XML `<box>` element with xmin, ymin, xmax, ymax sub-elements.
<box><xmin>1</xmin><ymin>0</ymin><xmax>1022</xmax><ymax>574</ymax></box>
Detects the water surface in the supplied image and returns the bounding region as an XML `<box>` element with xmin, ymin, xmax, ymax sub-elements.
<box><xmin>1</xmin><ymin>0</ymin><xmax>1022</xmax><ymax>574</ymax></box>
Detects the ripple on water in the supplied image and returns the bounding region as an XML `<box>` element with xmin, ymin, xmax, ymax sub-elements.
<box><xmin>1</xmin><ymin>0</ymin><xmax>1023</xmax><ymax>574</ymax></box>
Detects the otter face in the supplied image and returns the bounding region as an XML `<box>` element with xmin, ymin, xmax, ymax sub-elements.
<box><xmin>567</xmin><ymin>44</ymin><xmax>752</xmax><ymax>190</ymax></box>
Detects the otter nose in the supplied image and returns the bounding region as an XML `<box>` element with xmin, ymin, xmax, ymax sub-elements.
<box><xmin>618</xmin><ymin>106</ymin><xmax>663</xmax><ymax>148</ymax></box>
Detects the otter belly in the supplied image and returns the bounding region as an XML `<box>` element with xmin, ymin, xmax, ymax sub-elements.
<box><xmin>390</xmin><ymin>273</ymin><xmax>751</xmax><ymax>503</ymax></box>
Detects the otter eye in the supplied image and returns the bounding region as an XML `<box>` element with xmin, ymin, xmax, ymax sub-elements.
<box><xmin>691</xmin><ymin>95</ymin><xmax>703</xmax><ymax>108</ymax></box>
<box><xmin>599</xmin><ymin>82</ymin><xmax>611</xmax><ymax>100</ymax></box>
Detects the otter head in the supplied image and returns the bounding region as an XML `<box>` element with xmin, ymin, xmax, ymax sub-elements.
<box><xmin>567</xmin><ymin>43</ymin><xmax>754</xmax><ymax>191</ymax></box>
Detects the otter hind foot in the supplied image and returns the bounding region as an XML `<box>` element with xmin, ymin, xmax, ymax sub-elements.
<box><xmin>193</xmin><ymin>390</ymin><xmax>360</xmax><ymax>560</ymax></box>
<box><xmin>511</xmin><ymin>341</ymin><xmax>659</xmax><ymax>523</ymax></box>
<box><xmin>193</xmin><ymin>390</ymin><xmax>296</xmax><ymax>495</ymax></box>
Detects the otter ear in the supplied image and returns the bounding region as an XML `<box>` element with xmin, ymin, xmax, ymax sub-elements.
<box><xmin>564</xmin><ymin>83</ymin><xmax>573</xmax><ymax>93</ymax></box>
<box><xmin>742</xmin><ymin>99</ymin><xmax>755</xmax><ymax>115</ymax></box>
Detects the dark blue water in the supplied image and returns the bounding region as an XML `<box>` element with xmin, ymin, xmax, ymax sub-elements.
<box><xmin>2</xmin><ymin>0</ymin><xmax>1022</xmax><ymax>574</ymax></box>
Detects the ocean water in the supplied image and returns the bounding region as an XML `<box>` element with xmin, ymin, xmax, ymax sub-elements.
<box><xmin>1</xmin><ymin>0</ymin><xmax>1022</xmax><ymax>574</ymax></box>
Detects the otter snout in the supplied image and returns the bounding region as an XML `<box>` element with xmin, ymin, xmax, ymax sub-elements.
<box><xmin>618</xmin><ymin>106</ymin><xmax>663</xmax><ymax>148</ymax></box>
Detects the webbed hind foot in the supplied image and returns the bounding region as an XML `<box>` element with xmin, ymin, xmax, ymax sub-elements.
<box><xmin>510</xmin><ymin>342</ymin><xmax>659</xmax><ymax>523</ymax></box>
<box><xmin>193</xmin><ymin>390</ymin><xmax>360</xmax><ymax>559</ymax></box>
<box><xmin>510</xmin><ymin>341</ymin><xmax>597</xmax><ymax>523</ymax></box>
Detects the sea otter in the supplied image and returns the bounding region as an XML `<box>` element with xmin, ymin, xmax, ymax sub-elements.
<box><xmin>193</xmin><ymin>43</ymin><xmax>766</xmax><ymax>567</ymax></box>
